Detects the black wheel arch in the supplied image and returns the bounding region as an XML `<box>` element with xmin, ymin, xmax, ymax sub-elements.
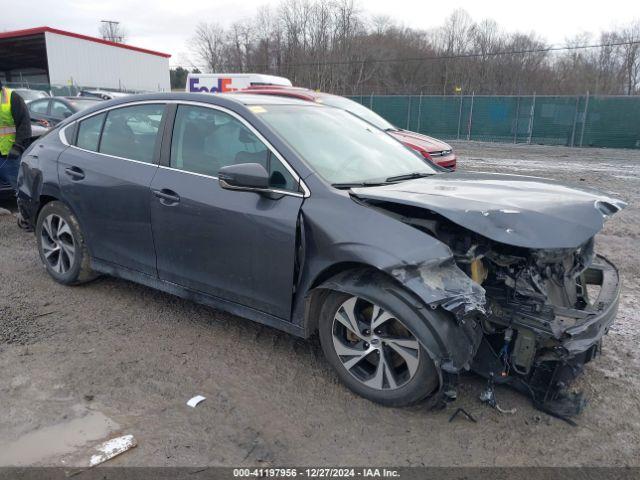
<box><xmin>304</xmin><ymin>266</ymin><xmax>483</xmax><ymax>377</ymax></box>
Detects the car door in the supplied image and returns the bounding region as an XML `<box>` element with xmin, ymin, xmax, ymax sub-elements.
<box><xmin>150</xmin><ymin>103</ymin><xmax>304</xmax><ymax>319</ymax></box>
<box><xmin>58</xmin><ymin>103</ymin><xmax>167</xmax><ymax>276</ymax></box>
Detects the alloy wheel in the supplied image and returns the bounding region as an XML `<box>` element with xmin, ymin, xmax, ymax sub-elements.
<box><xmin>331</xmin><ymin>296</ymin><xmax>420</xmax><ymax>390</ymax></box>
<box><xmin>40</xmin><ymin>214</ymin><xmax>76</xmax><ymax>274</ymax></box>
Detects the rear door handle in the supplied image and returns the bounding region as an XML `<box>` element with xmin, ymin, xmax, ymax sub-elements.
<box><xmin>152</xmin><ymin>188</ymin><xmax>180</xmax><ymax>205</ymax></box>
<box><xmin>64</xmin><ymin>166</ymin><xmax>85</xmax><ymax>180</ymax></box>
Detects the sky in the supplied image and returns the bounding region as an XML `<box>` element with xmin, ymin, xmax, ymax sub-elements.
<box><xmin>3</xmin><ymin>0</ymin><xmax>640</xmax><ymax>67</ymax></box>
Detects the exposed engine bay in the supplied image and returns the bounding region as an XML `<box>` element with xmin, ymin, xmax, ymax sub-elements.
<box><xmin>362</xmin><ymin>200</ymin><xmax>621</xmax><ymax>419</ymax></box>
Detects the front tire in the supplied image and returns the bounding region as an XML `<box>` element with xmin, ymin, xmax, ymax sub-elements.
<box><xmin>318</xmin><ymin>283</ymin><xmax>440</xmax><ymax>407</ymax></box>
<box><xmin>36</xmin><ymin>201</ymin><xmax>95</xmax><ymax>285</ymax></box>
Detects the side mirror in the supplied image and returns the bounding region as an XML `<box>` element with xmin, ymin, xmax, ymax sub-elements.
<box><xmin>218</xmin><ymin>163</ymin><xmax>270</xmax><ymax>192</ymax></box>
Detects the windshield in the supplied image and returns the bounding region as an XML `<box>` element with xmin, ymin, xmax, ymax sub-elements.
<box><xmin>319</xmin><ymin>95</ymin><xmax>396</xmax><ymax>131</ymax></box>
<box><xmin>258</xmin><ymin>105</ymin><xmax>436</xmax><ymax>185</ymax></box>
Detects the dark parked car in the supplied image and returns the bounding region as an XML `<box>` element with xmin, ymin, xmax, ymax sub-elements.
<box><xmin>27</xmin><ymin>96</ymin><xmax>102</xmax><ymax>128</ymax></box>
<box><xmin>17</xmin><ymin>93</ymin><xmax>624</xmax><ymax>416</ymax></box>
<box><xmin>235</xmin><ymin>86</ymin><xmax>457</xmax><ymax>170</ymax></box>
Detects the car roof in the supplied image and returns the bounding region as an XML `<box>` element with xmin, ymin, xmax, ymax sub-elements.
<box><xmin>61</xmin><ymin>96</ymin><xmax>101</xmax><ymax>101</ymax></box>
<box><xmin>222</xmin><ymin>93</ymin><xmax>315</xmax><ymax>106</ymax></box>
<box><xmin>52</xmin><ymin>92</ymin><xmax>326</xmax><ymax>130</ymax></box>
<box><xmin>238</xmin><ymin>86</ymin><xmax>321</xmax><ymax>101</ymax></box>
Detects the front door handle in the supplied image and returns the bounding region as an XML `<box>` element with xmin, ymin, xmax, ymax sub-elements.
<box><xmin>64</xmin><ymin>166</ymin><xmax>85</xmax><ymax>180</ymax></box>
<box><xmin>152</xmin><ymin>188</ymin><xmax>180</xmax><ymax>205</ymax></box>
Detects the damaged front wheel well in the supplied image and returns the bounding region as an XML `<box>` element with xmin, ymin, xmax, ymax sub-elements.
<box><xmin>304</xmin><ymin>262</ymin><xmax>383</xmax><ymax>335</ymax></box>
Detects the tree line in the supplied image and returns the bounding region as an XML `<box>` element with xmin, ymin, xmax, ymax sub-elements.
<box><xmin>171</xmin><ymin>1</ymin><xmax>640</xmax><ymax>96</ymax></box>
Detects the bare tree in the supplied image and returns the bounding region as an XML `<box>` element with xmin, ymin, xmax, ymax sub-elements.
<box><xmin>99</xmin><ymin>21</ymin><xmax>127</xmax><ymax>43</ymax></box>
<box><xmin>191</xmin><ymin>22</ymin><xmax>227</xmax><ymax>72</ymax></box>
<box><xmin>618</xmin><ymin>20</ymin><xmax>640</xmax><ymax>95</ymax></box>
<box><xmin>187</xmin><ymin>3</ymin><xmax>639</xmax><ymax>95</ymax></box>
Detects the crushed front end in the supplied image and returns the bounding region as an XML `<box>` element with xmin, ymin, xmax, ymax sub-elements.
<box><xmin>452</xmin><ymin>235</ymin><xmax>621</xmax><ymax>418</ymax></box>
<box><xmin>351</xmin><ymin>174</ymin><xmax>625</xmax><ymax>417</ymax></box>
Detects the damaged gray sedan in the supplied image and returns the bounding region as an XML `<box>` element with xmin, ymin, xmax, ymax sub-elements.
<box><xmin>17</xmin><ymin>93</ymin><xmax>625</xmax><ymax>418</ymax></box>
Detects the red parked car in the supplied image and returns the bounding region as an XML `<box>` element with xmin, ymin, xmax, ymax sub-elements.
<box><xmin>235</xmin><ymin>86</ymin><xmax>456</xmax><ymax>170</ymax></box>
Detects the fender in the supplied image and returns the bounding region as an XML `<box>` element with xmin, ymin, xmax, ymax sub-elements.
<box><xmin>293</xmin><ymin>194</ymin><xmax>485</xmax><ymax>373</ymax></box>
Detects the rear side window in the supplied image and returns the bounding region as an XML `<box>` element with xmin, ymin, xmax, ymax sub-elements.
<box><xmin>76</xmin><ymin>113</ymin><xmax>106</xmax><ymax>152</ymax></box>
<box><xmin>99</xmin><ymin>104</ymin><xmax>165</xmax><ymax>163</ymax></box>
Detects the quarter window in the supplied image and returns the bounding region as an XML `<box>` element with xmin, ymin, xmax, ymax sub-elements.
<box><xmin>76</xmin><ymin>113</ymin><xmax>106</xmax><ymax>152</ymax></box>
<box><xmin>170</xmin><ymin>105</ymin><xmax>299</xmax><ymax>192</ymax></box>
<box><xmin>99</xmin><ymin>104</ymin><xmax>165</xmax><ymax>163</ymax></box>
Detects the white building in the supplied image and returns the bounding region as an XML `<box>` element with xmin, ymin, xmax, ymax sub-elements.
<box><xmin>0</xmin><ymin>27</ymin><xmax>170</xmax><ymax>92</ymax></box>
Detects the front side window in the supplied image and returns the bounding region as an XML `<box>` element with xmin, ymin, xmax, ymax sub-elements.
<box><xmin>170</xmin><ymin>105</ymin><xmax>298</xmax><ymax>191</ymax></box>
<box><xmin>50</xmin><ymin>100</ymin><xmax>73</xmax><ymax>119</ymax></box>
<box><xmin>99</xmin><ymin>104</ymin><xmax>165</xmax><ymax>163</ymax></box>
<box><xmin>76</xmin><ymin>113</ymin><xmax>106</xmax><ymax>152</ymax></box>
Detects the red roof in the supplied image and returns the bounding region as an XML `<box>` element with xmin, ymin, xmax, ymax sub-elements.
<box><xmin>0</xmin><ymin>27</ymin><xmax>171</xmax><ymax>58</ymax></box>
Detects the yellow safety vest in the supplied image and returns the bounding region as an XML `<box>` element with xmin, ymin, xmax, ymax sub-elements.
<box><xmin>0</xmin><ymin>87</ymin><xmax>17</xmax><ymax>156</ymax></box>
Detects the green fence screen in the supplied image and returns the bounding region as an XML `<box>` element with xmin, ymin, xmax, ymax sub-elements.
<box><xmin>349</xmin><ymin>95</ymin><xmax>640</xmax><ymax>149</ymax></box>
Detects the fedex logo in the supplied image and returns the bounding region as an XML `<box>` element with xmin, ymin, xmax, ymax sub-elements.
<box><xmin>188</xmin><ymin>77</ymin><xmax>240</xmax><ymax>93</ymax></box>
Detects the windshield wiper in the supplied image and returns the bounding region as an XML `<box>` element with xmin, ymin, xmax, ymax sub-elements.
<box><xmin>331</xmin><ymin>181</ymin><xmax>389</xmax><ymax>189</ymax></box>
<box><xmin>385</xmin><ymin>172</ymin><xmax>434</xmax><ymax>183</ymax></box>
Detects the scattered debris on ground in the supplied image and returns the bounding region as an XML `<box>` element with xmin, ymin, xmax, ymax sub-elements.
<box><xmin>89</xmin><ymin>434</ymin><xmax>137</xmax><ymax>467</ymax></box>
<box><xmin>187</xmin><ymin>395</ymin><xmax>206</xmax><ymax>408</ymax></box>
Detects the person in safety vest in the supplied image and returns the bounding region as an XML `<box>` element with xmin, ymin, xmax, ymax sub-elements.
<box><xmin>0</xmin><ymin>79</ymin><xmax>32</xmax><ymax>193</ymax></box>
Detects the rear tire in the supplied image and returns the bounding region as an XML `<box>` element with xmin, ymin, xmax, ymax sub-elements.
<box><xmin>318</xmin><ymin>278</ymin><xmax>440</xmax><ymax>407</ymax></box>
<box><xmin>36</xmin><ymin>201</ymin><xmax>95</xmax><ymax>285</ymax></box>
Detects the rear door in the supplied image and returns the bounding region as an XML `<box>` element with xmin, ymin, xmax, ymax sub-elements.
<box><xmin>149</xmin><ymin>103</ymin><xmax>304</xmax><ymax>319</ymax></box>
<box><xmin>58</xmin><ymin>103</ymin><xmax>167</xmax><ymax>276</ymax></box>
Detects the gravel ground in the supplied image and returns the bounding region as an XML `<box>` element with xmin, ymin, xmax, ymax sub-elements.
<box><xmin>0</xmin><ymin>141</ymin><xmax>639</xmax><ymax>467</ymax></box>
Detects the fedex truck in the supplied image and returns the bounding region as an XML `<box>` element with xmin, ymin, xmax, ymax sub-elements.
<box><xmin>186</xmin><ymin>73</ymin><xmax>292</xmax><ymax>93</ymax></box>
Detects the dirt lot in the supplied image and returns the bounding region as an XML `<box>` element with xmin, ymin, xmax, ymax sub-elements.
<box><xmin>1</xmin><ymin>141</ymin><xmax>639</xmax><ymax>467</ymax></box>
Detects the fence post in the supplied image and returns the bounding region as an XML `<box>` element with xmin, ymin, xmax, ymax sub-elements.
<box><xmin>369</xmin><ymin>92</ymin><xmax>373</xmax><ymax>110</ymax></box>
<box><xmin>457</xmin><ymin>94</ymin><xmax>463</xmax><ymax>139</ymax></box>
<box><xmin>417</xmin><ymin>92</ymin><xmax>423</xmax><ymax>133</ymax></box>
<box><xmin>466</xmin><ymin>91</ymin><xmax>475</xmax><ymax>141</ymax></box>
<box><xmin>527</xmin><ymin>92</ymin><xmax>536</xmax><ymax>145</ymax></box>
<box><xmin>514</xmin><ymin>95</ymin><xmax>521</xmax><ymax>144</ymax></box>
<box><xmin>570</xmin><ymin>95</ymin><xmax>580</xmax><ymax>147</ymax></box>
<box><xmin>579</xmin><ymin>91</ymin><xmax>590</xmax><ymax>147</ymax></box>
<box><xmin>406</xmin><ymin>96</ymin><xmax>412</xmax><ymax>130</ymax></box>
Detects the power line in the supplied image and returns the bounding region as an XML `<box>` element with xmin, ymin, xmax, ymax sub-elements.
<box><xmin>172</xmin><ymin>39</ymin><xmax>640</xmax><ymax>70</ymax></box>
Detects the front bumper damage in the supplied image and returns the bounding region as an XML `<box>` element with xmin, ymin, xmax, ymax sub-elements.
<box><xmin>385</xmin><ymin>250</ymin><xmax>620</xmax><ymax>419</ymax></box>
<box><xmin>472</xmin><ymin>255</ymin><xmax>621</xmax><ymax>419</ymax></box>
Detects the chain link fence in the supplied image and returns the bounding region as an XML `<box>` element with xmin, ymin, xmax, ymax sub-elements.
<box><xmin>349</xmin><ymin>94</ymin><xmax>640</xmax><ymax>149</ymax></box>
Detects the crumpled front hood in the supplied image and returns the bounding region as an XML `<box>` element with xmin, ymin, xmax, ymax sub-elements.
<box><xmin>388</xmin><ymin>130</ymin><xmax>452</xmax><ymax>153</ymax></box>
<box><xmin>352</xmin><ymin>172</ymin><xmax>626</xmax><ymax>249</ymax></box>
